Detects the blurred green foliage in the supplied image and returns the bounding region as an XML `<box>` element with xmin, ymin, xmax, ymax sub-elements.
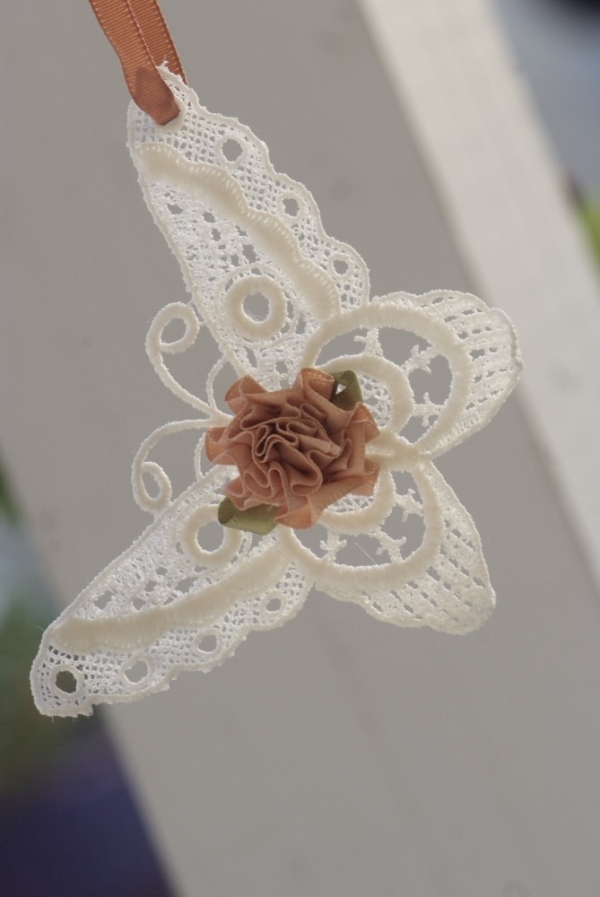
<box><xmin>579</xmin><ymin>197</ymin><xmax>600</xmax><ymax>269</ymax></box>
<box><xmin>0</xmin><ymin>601</ymin><xmax>96</xmax><ymax>802</ymax></box>
<box><xmin>0</xmin><ymin>463</ymin><xmax>18</xmax><ymax>525</ymax></box>
<box><xmin>0</xmin><ymin>460</ymin><xmax>98</xmax><ymax>805</ymax></box>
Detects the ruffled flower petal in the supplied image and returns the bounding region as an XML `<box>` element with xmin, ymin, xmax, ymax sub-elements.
<box><xmin>206</xmin><ymin>367</ymin><xmax>380</xmax><ymax>529</ymax></box>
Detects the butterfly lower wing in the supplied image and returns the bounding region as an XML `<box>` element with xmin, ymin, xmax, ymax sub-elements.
<box><xmin>354</xmin><ymin>463</ymin><xmax>495</xmax><ymax>634</ymax></box>
<box><xmin>31</xmin><ymin>476</ymin><xmax>309</xmax><ymax>716</ymax></box>
<box><xmin>281</xmin><ymin>461</ymin><xmax>493</xmax><ymax>635</ymax></box>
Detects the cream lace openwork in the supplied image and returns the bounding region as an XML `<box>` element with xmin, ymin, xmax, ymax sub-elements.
<box><xmin>31</xmin><ymin>71</ymin><xmax>521</xmax><ymax>716</ymax></box>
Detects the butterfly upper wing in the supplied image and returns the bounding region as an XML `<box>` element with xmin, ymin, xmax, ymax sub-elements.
<box><xmin>128</xmin><ymin>68</ymin><xmax>370</xmax><ymax>391</ymax></box>
<box><xmin>302</xmin><ymin>290</ymin><xmax>521</xmax><ymax>457</ymax></box>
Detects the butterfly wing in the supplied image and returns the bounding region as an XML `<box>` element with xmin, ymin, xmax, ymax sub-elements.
<box><xmin>284</xmin><ymin>288</ymin><xmax>521</xmax><ymax>632</ymax></box>
<box><xmin>31</xmin><ymin>470</ymin><xmax>309</xmax><ymax>716</ymax></box>
<box><xmin>129</xmin><ymin>68</ymin><xmax>370</xmax><ymax>392</ymax></box>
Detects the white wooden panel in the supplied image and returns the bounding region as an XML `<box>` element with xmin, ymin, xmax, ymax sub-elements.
<box><xmin>1</xmin><ymin>2</ymin><xmax>600</xmax><ymax>896</ymax></box>
<box><xmin>358</xmin><ymin>0</ymin><xmax>600</xmax><ymax>592</ymax></box>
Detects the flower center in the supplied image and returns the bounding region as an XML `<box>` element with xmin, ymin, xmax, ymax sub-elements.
<box><xmin>205</xmin><ymin>368</ymin><xmax>379</xmax><ymax>533</ymax></box>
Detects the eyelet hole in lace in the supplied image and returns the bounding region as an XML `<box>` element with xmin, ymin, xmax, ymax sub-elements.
<box><xmin>224</xmin><ymin>275</ymin><xmax>287</xmax><ymax>339</ymax></box>
<box><xmin>94</xmin><ymin>590</ymin><xmax>113</xmax><ymax>611</ymax></box>
<box><xmin>243</xmin><ymin>291</ymin><xmax>270</xmax><ymax>322</ymax></box>
<box><xmin>175</xmin><ymin>576</ymin><xmax>197</xmax><ymax>595</ymax></box>
<box><xmin>278</xmin><ymin>193</ymin><xmax>305</xmax><ymax>220</ymax></box>
<box><xmin>219</xmin><ymin>137</ymin><xmax>245</xmax><ymax>165</ymax></box>
<box><xmin>196</xmin><ymin>632</ymin><xmax>221</xmax><ymax>655</ymax></box>
<box><xmin>54</xmin><ymin>667</ymin><xmax>82</xmax><ymax>697</ymax></box>
<box><xmin>328</xmin><ymin>255</ymin><xmax>350</xmax><ymax>279</ymax></box>
<box><xmin>283</xmin><ymin>197</ymin><xmax>299</xmax><ymax>217</ymax></box>
<box><xmin>121</xmin><ymin>657</ymin><xmax>152</xmax><ymax>687</ymax></box>
<box><xmin>196</xmin><ymin>521</ymin><xmax>225</xmax><ymax>551</ymax></box>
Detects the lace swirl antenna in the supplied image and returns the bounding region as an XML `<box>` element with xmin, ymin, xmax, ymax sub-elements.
<box><xmin>88</xmin><ymin>0</ymin><xmax>186</xmax><ymax>124</ymax></box>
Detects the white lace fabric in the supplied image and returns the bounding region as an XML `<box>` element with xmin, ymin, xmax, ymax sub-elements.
<box><xmin>31</xmin><ymin>71</ymin><xmax>521</xmax><ymax>716</ymax></box>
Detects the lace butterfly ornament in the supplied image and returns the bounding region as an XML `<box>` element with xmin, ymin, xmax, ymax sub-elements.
<box><xmin>31</xmin><ymin>71</ymin><xmax>521</xmax><ymax>716</ymax></box>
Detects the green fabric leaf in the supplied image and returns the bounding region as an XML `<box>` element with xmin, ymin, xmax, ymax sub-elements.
<box><xmin>330</xmin><ymin>369</ymin><xmax>362</xmax><ymax>409</ymax></box>
<box><xmin>218</xmin><ymin>497</ymin><xmax>278</xmax><ymax>535</ymax></box>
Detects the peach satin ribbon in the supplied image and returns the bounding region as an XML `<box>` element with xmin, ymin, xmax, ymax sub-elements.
<box><xmin>88</xmin><ymin>0</ymin><xmax>186</xmax><ymax>124</ymax></box>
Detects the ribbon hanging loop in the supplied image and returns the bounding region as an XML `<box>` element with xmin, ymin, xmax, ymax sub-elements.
<box><xmin>88</xmin><ymin>0</ymin><xmax>186</xmax><ymax>125</ymax></box>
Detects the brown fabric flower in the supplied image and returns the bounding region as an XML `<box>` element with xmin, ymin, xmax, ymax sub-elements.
<box><xmin>205</xmin><ymin>368</ymin><xmax>380</xmax><ymax>529</ymax></box>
